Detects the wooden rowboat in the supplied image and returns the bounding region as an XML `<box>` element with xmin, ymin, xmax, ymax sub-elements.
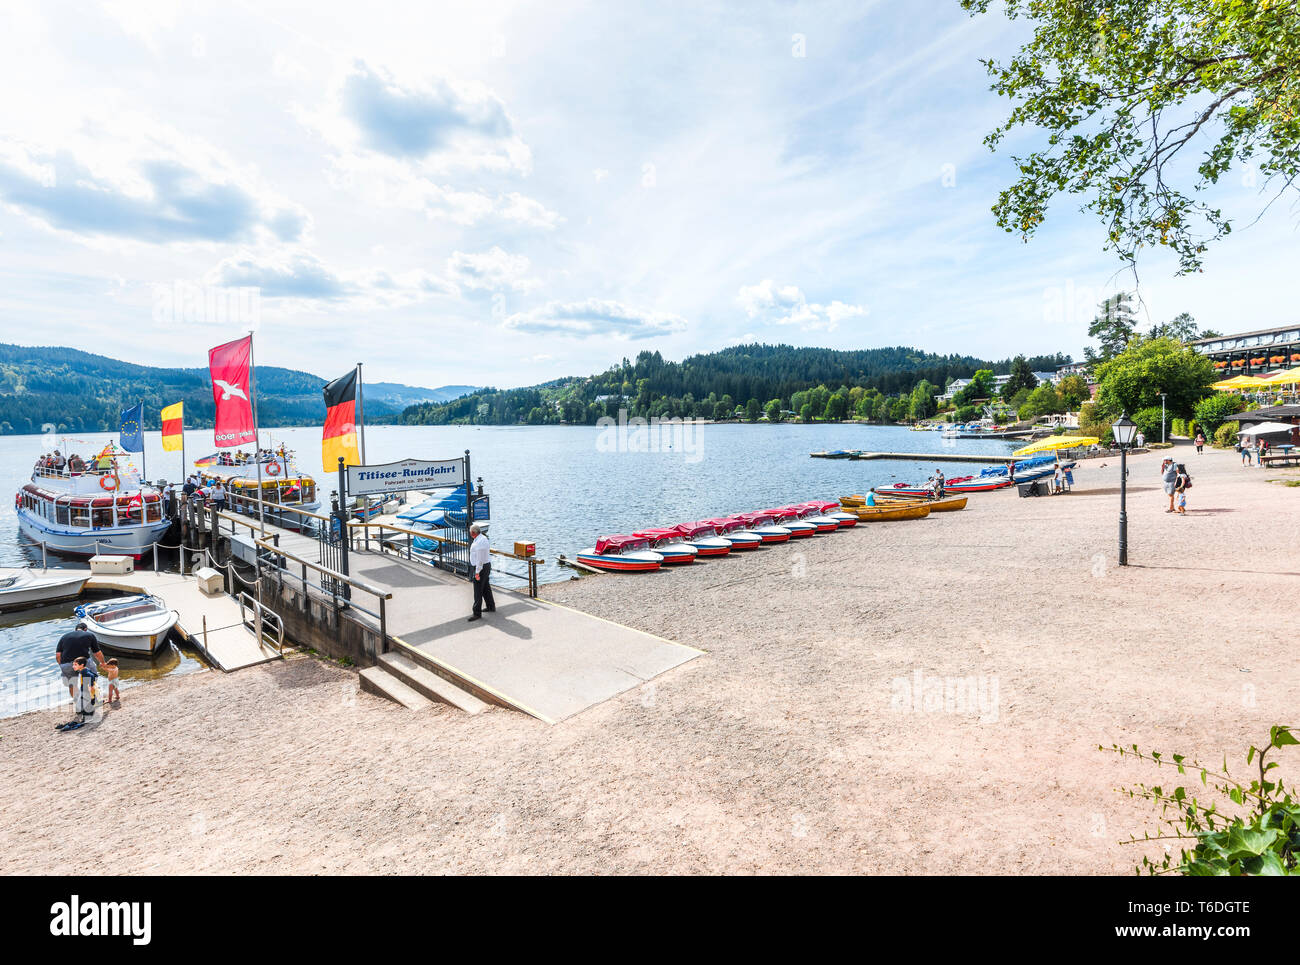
<box><xmin>849</xmin><ymin>503</ymin><xmax>931</xmax><ymax>521</ymax></box>
<box><xmin>872</xmin><ymin>495</ymin><xmax>968</xmax><ymax>513</ymax></box>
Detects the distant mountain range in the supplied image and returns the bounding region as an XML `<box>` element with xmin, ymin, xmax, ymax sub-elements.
<box><xmin>0</xmin><ymin>343</ymin><xmax>479</xmax><ymax>435</ymax></box>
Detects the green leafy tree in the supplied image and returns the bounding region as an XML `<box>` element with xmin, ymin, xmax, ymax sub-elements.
<box><xmin>1148</xmin><ymin>311</ymin><xmax>1200</xmax><ymax>343</ymax></box>
<box><xmin>1001</xmin><ymin>355</ymin><xmax>1038</xmax><ymax>399</ymax></box>
<box><xmin>824</xmin><ymin>387</ymin><xmax>850</xmax><ymax>421</ymax></box>
<box><xmin>1093</xmin><ymin>336</ymin><xmax>1215</xmax><ymax>419</ymax></box>
<box><xmin>963</xmin><ymin>0</ymin><xmax>1300</xmax><ymax>274</ymax></box>
<box><xmin>1193</xmin><ymin>392</ymin><xmax>1247</xmax><ymax>436</ymax></box>
<box><xmin>909</xmin><ymin>380</ymin><xmax>938</xmax><ymax>420</ymax></box>
<box><xmin>1086</xmin><ymin>293</ymin><xmax>1139</xmax><ymax>364</ymax></box>
<box><xmin>799</xmin><ymin>402</ymin><xmax>814</xmax><ymax>422</ymax></box>
<box><xmin>764</xmin><ymin>398</ymin><xmax>783</xmax><ymax>423</ymax></box>
<box><xmin>1057</xmin><ymin>373</ymin><xmax>1090</xmax><ymax>409</ymax></box>
<box><xmin>1019</xmin><ymin>383</ymin><xmax>1067</xmax><ymax>420</ymax></box>
<box><xmin>744</xmin><ymin>397</ymin><xmax>761</xmax><ymax>422</ymax></box>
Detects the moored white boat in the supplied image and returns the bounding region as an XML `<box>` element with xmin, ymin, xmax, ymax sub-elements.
<box><xmin>194</xmin><ymin>447</ymin><xmax>320</xmax><ymax>529</ymax></box>
<box><xmin>799</xmin><ymin>500</ymin><xmax>858</xmax><ymax>528</ymax></box>
<box><xmin>17</xmin><ymin>453</ymin><xmax>171</xmax><ymax>559</ymax></box>
<box><xmin>74</xmin><ymin>594</ymin><xmax>179</xmax><ymax>655</ymax></box>
<box><xmin>576</xmin><ymin>535</ymin><xmax>664</xmax><ymax>572</ymax></box>
<box><xmin>764</xmin><ymin>507</ymin><xmax>819</xmax><ymax>537</ymax></box>
<box><xmin>0</xmin><ymin>568</ymin><xmax>90</xmax><ymax>612</ymax></box>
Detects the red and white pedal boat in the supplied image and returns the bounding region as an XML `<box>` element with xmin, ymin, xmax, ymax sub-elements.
<box><xmin>799</xmin><ymin>500</ymin><xmax>858</xmax><ymax>528</ymax></box>
<box><xmin>670</xmin><ymin>522</ymin><xmax>733</xmax><ymax>556</ymax></box>
<box><xmin>761</xmin><ymin>508</ymin><xmax>818</xmax><ymax>538</ymax></box>
<box><xmin>700</xmin><ymin>517</ymin><xmax>762</xmax><ymax>551</ymax></box>
<box><xmin>576</xmin><ymin>535</ymin><xmax>664</xmax><ymax>572</ymax></box>
<box><xmin>735</xmin><ymin>511</ymin><xmax>794</xmax><ymax>543</ymax></box>
<box><xmin>632</xmin><ymin>528</ymin><xmax>699</xmax><ymax>565</ymax></box>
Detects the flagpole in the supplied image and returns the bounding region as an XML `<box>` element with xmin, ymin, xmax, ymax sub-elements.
<box><xmin>249</xmin><ymin>331</ymin><xmax>266</xmax><ymax>537</ymax></box>
<box><xmin>356</xmin><ymin>362</ymin><xmax>367</xmax><ymax>464</ymax></box>
<box><xmin>139</xmin><ymin>400</ymin><xmax>148</xmax><ymax>485</ymax></box>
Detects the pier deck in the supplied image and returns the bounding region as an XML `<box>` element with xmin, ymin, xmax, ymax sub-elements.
<box><xmin>85</xmin><ymin>569</ymin><xmax>280</xmax><ymax>672</ymax></box>
<box><xmin>254</xmin><ymin>519</ymin><xmax>703</xmax><ymax>723</ymax></box>
<box><xmin>850</xmin><ymin>451</ymin><xmax>1016</xmax><ymax>463</ymax></box>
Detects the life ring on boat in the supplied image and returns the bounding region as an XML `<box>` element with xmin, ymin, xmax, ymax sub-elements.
<box><xmin>265</xmin><ymin>462</ymin><xmax>281</xmax><ymax>476</ymax></box>
<box><xmin>99</xmin><ymin>474</ymin><xmax>119</xmax><ymax>491</ymax></box>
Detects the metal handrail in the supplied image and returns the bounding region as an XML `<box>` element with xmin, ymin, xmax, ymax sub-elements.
<box><xmin>348</xmin><ymin>519</ymin><xmax>543</xmax><ymax>596</ymax></box>
<box><xmin>238</xmin><ymin>591</ymin><xmax>285</xmax><ymax>655</ymax></box>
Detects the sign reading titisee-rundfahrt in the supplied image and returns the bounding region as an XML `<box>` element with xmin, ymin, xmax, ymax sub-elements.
<box><xmin>346</xmin><ymin>458</ymin><xmax>465</xmax><ymax>496</ymax></box>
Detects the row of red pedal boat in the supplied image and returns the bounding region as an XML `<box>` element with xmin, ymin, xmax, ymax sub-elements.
<box><xmin>576</xmin><ymin>501</ymin><xmax>857</xmax><ymax>572</ymax></box>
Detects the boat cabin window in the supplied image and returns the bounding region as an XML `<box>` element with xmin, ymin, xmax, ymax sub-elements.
<box><xmin>55</xmin><ymin>502</ymin><xmax>70</xmax><ymax>525</ymax></box>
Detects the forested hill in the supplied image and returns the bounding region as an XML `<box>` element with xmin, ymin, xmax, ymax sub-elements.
<box><xmin>0</xmin><ymin>344</ymin><xmax>465</xmax><ymax>435</ymax></box>
<box><xmin>400</xmin><ymin>343</ymin><xmax>1072</xmax><ymax>425</ymax></box>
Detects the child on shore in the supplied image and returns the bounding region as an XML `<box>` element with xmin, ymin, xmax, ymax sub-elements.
<box><xmin>1175</xmin><ymin>464</ymin><xmax>1190</xmax><ymax>515</ymax></box>
<box><xmin>105</xmin><ymin>658</ymin><xmax>120</xmax><ymax>705</ymax></box>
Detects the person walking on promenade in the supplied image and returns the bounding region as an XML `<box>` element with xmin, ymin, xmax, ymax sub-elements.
<box><xmin>1240</xmin><ymin>436</ymin><xmax>1252</xmax><ymax>466</ymax></box>
<box><xmin>1174</xmin><ymin>463</ymin><xmax>1190</xmax><ymax>515</ymax></box>
<box><xmin>1161</xmin><ymin>458</ymin><xmax>1178</xmax><ymax>513</ymax></box>
<box><xmin>210</xmin><ymin>479</ymin><xmax>227</xmax><ymax>514</ymax></box>
<box><xmin>1194</xmin><ymin>430</ymin><xmax>1206</xmax><ymax>453</ymax></box>
<box><xmin>467</xmin><ymin>523</ymin><xmax>496</xmax><ymax>622</ymax></box>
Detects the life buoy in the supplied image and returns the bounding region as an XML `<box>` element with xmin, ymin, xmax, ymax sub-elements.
<box><xmin>99</xmin><ymin>474</ymin><xmax>119</xmax><ymax>491</ymax></box>
<box><xmin>266</xmin><ymin>462</ymin><xmax>281</xmax><ymax>476</ymax></box>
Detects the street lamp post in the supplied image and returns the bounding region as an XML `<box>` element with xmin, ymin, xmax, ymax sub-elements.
<box><xmin>1112</xmin><ymin>412</ymin><xmax>1138</xmax><ymax>566</ymax></box>
<box><xmin>1159</xmin><ymin>392</ymin><xmax>1167</xmax><ymax>444</ymax></box>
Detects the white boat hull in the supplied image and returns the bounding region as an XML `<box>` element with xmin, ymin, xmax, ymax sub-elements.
<box><xmin>18</xmin><ymin>512</ymin><xmax>171</xmax><ymax>559</ymax></box>
<box><xmin>76</xmin><ymin>596</ymin><xmax>179</xmax><ymax>655</ymax></box>
<box><xmin>0</xmin><ymin>569</ymin><xmax>89</xmax><ymax>612</ymax></box>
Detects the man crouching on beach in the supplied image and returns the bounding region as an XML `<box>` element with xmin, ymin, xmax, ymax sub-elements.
<box><xmin>55</xmin><ymin>622</ymin><xmax>106</xmax><ymax>698</ymax></box>
<box><xmin>467</xmin><ymin>523</ymin><xmax>496</xmax><ymax>622</ymax></box>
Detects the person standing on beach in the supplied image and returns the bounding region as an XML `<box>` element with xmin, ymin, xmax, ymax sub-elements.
<box><xmin>55</xmin><ymin>622</ymin><xmax>106</xmax><ymax>698</ymax></box>
<box><xmin>1194</xmin><ymin>430</ymin><xmax>1206</xmax><ymax>453</ymax></box>
<box><xmin>467</xmin><ymin>523</ymin><xmax>496</xmax><ymax>622</ymax></box>
<box><xmin>1161</xmin><ymin>458</ymin><xmax>1178</xmax><ymax>513</ymax></box>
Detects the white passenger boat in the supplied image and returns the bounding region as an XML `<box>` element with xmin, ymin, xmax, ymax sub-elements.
<box><xmin>74</xmin><ymin>594</ymin><xmax>179</xmax><ymax>655</ymax></box>
<box><xmin>0</xmin><ymin>568</ymin><xmax>90</xmax><ymax>612</ymax></box>
<box><xmin>194</xmin><ymin>447</ymin><xmax>320</xmax><ymax>529</ymax></box>
<box><xmin>17</xmin><ymin>451</ymin><xmax>171</xmax><ymax>559</ymax></box>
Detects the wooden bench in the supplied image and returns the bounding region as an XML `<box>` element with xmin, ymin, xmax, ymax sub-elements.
<box><xmin>1261</xmin><ymin>453</ymin><xmax>1300</xmax><ymax>467</ymax></box>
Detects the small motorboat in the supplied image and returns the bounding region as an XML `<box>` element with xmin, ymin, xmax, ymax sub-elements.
<box><xmin>797</xmin><ymin>500</ymin><xmax>858</xmax><ymax>528</ymax></box>
<box><xmin>702</xmin><ymin>517</ymin><xmax>762</xmax><ymax>550</ymax></box>
<box><xmin>876</xmin><ymin>476</ymin><xmax>1015</xmax><ymax>497</ymax></box>
<box><xmin>670</xmin><ymin>522</ymin><xmax>734</xmax><ymax>557</ymax></box>
<box><xmin>632</xmin><ymin>529</ymin><xmax>699</xmax><ymax>565</ymax></box>
<box><xmin>734</xmin><ymin>512</ymin><xmax>793</xmax><ymax>544</ymax></box>
<box><xmin>576</xmin><ymin>535</ymin><xmax>664</xmax><ymax>572</ymax></box>
<box><xmin>850</xmin><ymin>503</ymin><xmax>932</xmax><ymax>522</ymax></box>
<box><xmin>74</xmin><ymin>593</ymin><xmax>179</xmax><ymax>655</ymax></box>
<box><xmin>0</xmin><ymin>568</ymin><xmax>89</xmax><ymax>612</ymax></box>
<box><xmin>763</xmin><ymin>508</ymin><xmax>818</xmax><ymax>537</ymax></box>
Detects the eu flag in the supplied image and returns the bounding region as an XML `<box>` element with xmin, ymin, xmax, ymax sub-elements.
<box><xmin>119</xmin><ymin>403</ymin><xmax>145</xmax><ymax>452</ymax></box>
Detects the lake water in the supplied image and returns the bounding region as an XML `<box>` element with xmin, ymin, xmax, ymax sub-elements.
<box><xmin>0</xmin><ymin>422</ymin><xmax>1020</xmax><ymax>716</ymax></box>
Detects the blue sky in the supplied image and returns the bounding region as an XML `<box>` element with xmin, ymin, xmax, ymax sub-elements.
<box><xmin>0</xmin><ymin>0</ymin><xmax>1296</xmax><ymax>389</ymax></box>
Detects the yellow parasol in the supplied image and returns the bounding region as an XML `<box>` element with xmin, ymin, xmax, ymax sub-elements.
<box><xmin>1213</xmin><ymin>375</ymin><xmax>1268</xmax><ymax>390</ymax></box>
<box><xmin>1012</xmin><ymin>435</ymin><xmax>1101</xmax><ymax>456</ymax></box>
<box><xmin>1257</xmin><ymin>367</ymin><xmax>1300</xmax><ymax>386</ymax></box>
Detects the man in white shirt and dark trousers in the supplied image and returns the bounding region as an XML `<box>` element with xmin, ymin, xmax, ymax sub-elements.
<box><xmin>468</xmin><ymin>523</ymin><xmax>496</xmax><ymax>621</ymax></box>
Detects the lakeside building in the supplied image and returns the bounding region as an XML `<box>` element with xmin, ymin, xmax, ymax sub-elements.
<box><xmin>939</xmin><ymin>371</ymin><xmax>1058</xmax><ymax>403</ymax></box>
<box><xmin>1192</xmin><ymin>324</ymin><xmax>1300</xmax><ymax>374</ymax></box>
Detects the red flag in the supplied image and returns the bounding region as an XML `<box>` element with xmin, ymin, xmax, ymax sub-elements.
<box><xmin>209</xmin><ymin>336</ymin><xmax>256</xmax><ymax>448</ymax></box>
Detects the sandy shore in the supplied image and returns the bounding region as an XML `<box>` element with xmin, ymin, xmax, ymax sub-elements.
<box><xmin>3</xmin><ymin>443</ymin><xmax>1298</xmax><ymax>874</ymax></box>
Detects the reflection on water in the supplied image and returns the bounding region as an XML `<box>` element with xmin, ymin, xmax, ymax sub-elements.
<box><xmin>0</xmin><ymin>601</ymin><xmax>207</xmax><ymax>718</ymax></box>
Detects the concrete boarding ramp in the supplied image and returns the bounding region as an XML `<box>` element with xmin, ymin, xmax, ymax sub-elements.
<box><xmin>346</xmin><ymin>553</ymin><xmax>703</xmax><ymax>724</ymax></box>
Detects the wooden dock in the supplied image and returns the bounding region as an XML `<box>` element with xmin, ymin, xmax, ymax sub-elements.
<box><xmin>84</xmin><ymin>569</ymin><xmax>281</xmax><ymax>672</ymax></box>
<box><xmin>850</xmin><ymin>451</ymin><xmax>1015</xmax><ymax>464</ymax></box>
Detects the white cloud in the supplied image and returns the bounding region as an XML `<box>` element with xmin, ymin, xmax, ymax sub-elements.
<box><xmin>208</xmin><ymin>249</ymin><xmax>458</xmax><ymax>306</ymax></box>
<box><xmin>503</xmin><ymin>299</ymin><xmax>688</xmax><ymax>340</ymax></box>
<box><xmin>737</xmin><ymin>280</ymin><xmax>867</xmax><ymax>332</ymax></box>
<box><xmin>446</xmin><ymin>246</ymin><xmax>538</xmax><ymax>292</ymax></box>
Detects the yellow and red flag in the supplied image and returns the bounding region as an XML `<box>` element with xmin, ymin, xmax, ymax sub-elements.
<box><xmin>322</xmin><ymin>368</ymin><xmax>360</xmax><ymax>471</ymax></box>
<box><xmin>161</xmin><ymin>402</ymin><xmax>184</xmax><ymax>452</ymax></box>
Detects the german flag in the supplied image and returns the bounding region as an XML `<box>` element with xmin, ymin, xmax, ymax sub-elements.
<box><xmin>161</xmin><ymin>402</ymin><xmax>184</xmax><ymax>452</ymax></box>
<box><xmin>322</xmin><ymin>368</ymin><xmax>360</xmax><ymax>472</ymax></box>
